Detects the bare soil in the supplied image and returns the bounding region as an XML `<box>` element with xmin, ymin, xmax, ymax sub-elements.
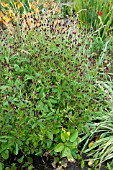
<box><xmin>33</xmin><ymin>155</ymin><xmax>107</xmax><ymax>170</ymax></box>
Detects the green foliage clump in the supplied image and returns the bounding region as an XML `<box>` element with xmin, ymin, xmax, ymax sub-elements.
<box><xmin>82</xmin><ymin>80</ymin><xmax>113</xmax><ymax>169</ymax></box>
<box><xmin>0</xmin><ymin>1</ymin><xmax>113</xmax><ymax>168</ymax></box>
<box><xmin>62</xmin><ymin>0</ymin><xmax>113</xmax><ymax>39</ymax></box>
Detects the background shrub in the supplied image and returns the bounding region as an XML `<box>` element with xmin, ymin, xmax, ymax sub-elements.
<box><xmin>82</xmin><ymin>81</ymin><xmax>113</xmax><ymax>169</ymax></box>
<box><xmin>0</xmin><ymin>0</ymin><xmax>113</xmax><ymax>169</ymax></box>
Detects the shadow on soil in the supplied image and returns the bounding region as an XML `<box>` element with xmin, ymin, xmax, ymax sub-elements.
<box><xmin>33</xmin><ymin>155</ymin><xmax>107</xmax><ymax>170</ymax></box>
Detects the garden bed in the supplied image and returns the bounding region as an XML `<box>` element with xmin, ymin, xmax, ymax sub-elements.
<box><xmin>0</xmin><ymin>1</ymin><xmax>113</xmax><ymax>170</ymax></box>
<box><xmin>4</xmin><ymin>153</ymin><xmax>108</xmax><ymax>170</ymax></box>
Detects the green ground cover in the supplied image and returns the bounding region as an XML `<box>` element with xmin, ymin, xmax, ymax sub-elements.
<box><xmin>0</xmin><ymin>0</ymin><xmax>113</xmax><ymax>169</ymax></box>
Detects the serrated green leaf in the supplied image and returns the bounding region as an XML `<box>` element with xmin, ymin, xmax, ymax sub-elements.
<box><xmin>53</xmin><ymin>157</ymin><xmax>59</xmax><ymax>164</ymax></box>
<box><xmin>0</xmin><ymin>86</ymin><xmax>11</xmax><ymax>91</ymax></box>
<box><xmin>5</xmin><ymin>167</ymin><xmax>10</xmax><ymax>170</ymax></box>
<box><xmin>81</xmin><ymin>160</ymin><xmax>85</xmax><ymax>169</ymax></box>
<box><xmin>28</xmin><ymin>165</ymin><xmax>34</xmax><ymax>170</ymax></box>
<box><xmin>70</xmin><ymin>130</ymin><xmax>78</xmax><ymax>142</ymax></box>
<box><xmin>61</xmin><ymin>132</ymin><xmax>66</xmax><ymax>142</ymax></box>
<box><xmin>47</xmin><ymin>131</ymin><xmax>53</xmax><ymax>140</ymax></box>
<box><xmin>71</xmin><ymin>150</ymin><xmax>77</xmax><ymax>159</ymax></box>
<box><xmin>15</xmin><ymin>144</ymin><xmax>18</xmax><ymax>155</ymax></box>
<box><xmin>47</xmin><ymin>140</ymin><xmax>52</xmax><ymax>148</ymax></box>
<box><xmin>33</xmin><ymin>142</ymin><xmax>37</xmax><ymax>148</ymax></box>
<box><xmin>52</xmin><ymin>129</ymin><xmax>59</xmax><ymax>134</ymax></box>
<box><xmin>39</xmin><ymin>123</ymin><xmax>45</xmax><ymax>130</ymax></box>
<box><xmin>18</xmin><ymin>155</ymin><xmax>24</xmax><ymax>163</ymax></box>
<box><xmin>32</xmin><ymin>123</ymin><xmax>37</xmax><ymax>129</ymax></box>
<box><xmin>66</xmin><ymin>140</ymin><xmax>78</xmax><ymax>149</ymax></box>
<box><xmin>1</xmin><ymin>150</ymin><xmax>9</xmax><ymax>159</ymax></box>
<box><xmin>54</xmin><ymin>143</ymin><xmax>64</xmax><ymax>152</ymax></box>
<box><xmin>0</xmin><ymin>140</ymin><xmax>7</xmax><ymax>143</ymax></box>
<box><xmin>27</xmin><ymin>157</ymin><xmax>33</xmax><ymax>163</ymax></box>
<box><xmin>0</xmin><ymin>163</ymin><xmax>4</xmax><ymax>170</ymax></box>
<box><xmin>35</xmin><ymin>150</ymin><xmax>43</xmax><ymax>156</ymax></box>
<box><xmin>62</xmin><ymin>147</ymin><xmax>74</xmax><ymax>160</ymax></box>
<box><xmin>11</xmin><ymin>163</ymin><xmax>16</xmax><ymax>170</ymax></box>
<box><xmin>62</xmin><ymin>147</ymin><xmax>71</xmax><ymax>158</ymax></box>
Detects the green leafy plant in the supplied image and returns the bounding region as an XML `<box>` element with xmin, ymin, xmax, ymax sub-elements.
<box><xmin>62</xmin><ymin>0</ymin><xmax>113</xmax><ymax>39</ymax></box>
<box><xmin>82</xmin><ymin>80</ymin><xmax>113</xmax><ymax>169</ymax></box>
<box><xmin>0</xmin><ymin>1</ymin><xmax>113</xmax><ymax>169</ymax></box>
<box><xmin>54</xmin><ymin>129</ymin><xmax>79</xmax><ymax>160</ymax></box>
<box><xmin>107</xmin><ymin>160</ymin><xmax>113</xmax><ymax>170</ymax></box>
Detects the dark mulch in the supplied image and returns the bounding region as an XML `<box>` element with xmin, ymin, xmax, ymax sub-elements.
<box><xmin>33</xmin><ymin>155</ymin><xmax>54</xmax><ymax>170</ymax></box>
<box><xmin>66</xmin><ymin>161</ymin><xmax>107</xmax><ymax>170</ymax></box>
<box><xmin>2</xmin><ymin>154</ymin><xmax>107</xmax><ymax>170</ymax></box>
<box><xmin>33</xmin><ymin>155</ymin><xmax>107</xmax><ymax>170</ymax></box>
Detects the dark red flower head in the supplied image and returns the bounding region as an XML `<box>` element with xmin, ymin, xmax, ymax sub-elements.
<box><xmin>96</xmin><ymin>11</ymin><xmax>103</xmax><ymax>16</ymax></box>
<box><xmin>108</xmin><ymin>3</ymin><xmax>110</xmax><ymax>6</ymax></box>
